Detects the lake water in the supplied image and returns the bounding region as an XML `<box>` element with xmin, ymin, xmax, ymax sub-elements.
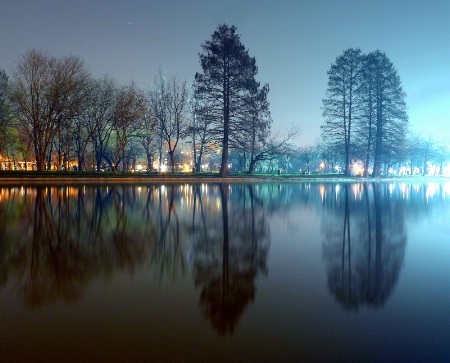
<box><xmin>0</xmin><ymin>181</ymin><xmax>449</xmax><ymax>362</ymax></box>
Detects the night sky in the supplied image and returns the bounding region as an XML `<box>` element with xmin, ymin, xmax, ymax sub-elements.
<box><xmin>1</xmin><ymin>0</ymin><xmax>449</xmax><ymax>146</ymax></box>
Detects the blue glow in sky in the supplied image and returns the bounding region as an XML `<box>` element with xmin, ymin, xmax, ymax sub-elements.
<box><xmin>1</xmin><ymin>0</ymin><xmax>449</xmax><ymax>145</ymax></box>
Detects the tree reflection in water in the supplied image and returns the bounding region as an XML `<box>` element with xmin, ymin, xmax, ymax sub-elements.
<box><xmin>193</xmin><ymin>184</ymin><xmax>270</xmax><ymax>335</ymax></box>
<box><xmin>0</xmin><ymin>183</ymin><xmax>270</xmax><ymax>334</ymax></box>
<box><xmin>1</xmin><ymin>180</ymin><xmax>448</xmax><ymax>342</ymax></box>
<box><xmin>322</xmin><ymin>183</ymin><xmax>406</xmax><ymax>309</ymax></box>
<box><xmin>15</xmin><ymin>186</ymin><xmax>154</xmax><ymax>307</ymax></box>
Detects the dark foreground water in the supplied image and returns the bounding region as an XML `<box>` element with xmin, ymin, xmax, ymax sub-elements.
<box><xmin>0</xmin><ymin>181</ymin><xmax>449</xmax><ymax>362</ymax></box>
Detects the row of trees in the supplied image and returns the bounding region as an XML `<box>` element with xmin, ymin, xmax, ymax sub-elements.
<box><xmin>292</xmin><ymin>134</ymin><xmax>450</xmax><ymax>176</ymax></box>
<box><xmin>321</xmin><ymin>48</ymin><xmax>408</xmax><ymax>176</ymax></box>
<box><xmin>0</xmin><ymin>51</ymin><xmax>196</xmax><ymax>173</ymax></box>
<box><xmin>3</xmin><ymin>28</ymin><xmax>445</xmax><ymax>176</ymax></box>
<box><xmin>0</xmin><ymin>25</ymin><xmax>298</xmax><ymax>174</ymax></box>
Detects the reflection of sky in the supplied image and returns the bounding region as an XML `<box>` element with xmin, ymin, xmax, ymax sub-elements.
<box><xmin>329</xmin><ymin>181</ymin><xmax>450</xmax><ymax>203</ymax></box>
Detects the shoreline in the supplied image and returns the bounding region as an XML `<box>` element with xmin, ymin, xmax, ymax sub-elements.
<box><xmin>1</xmin><ymin>172</ymin><xmax>450</xmax><ymax>185</ymax></box>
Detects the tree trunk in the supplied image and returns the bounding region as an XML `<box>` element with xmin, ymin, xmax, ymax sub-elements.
<box><xmin>145</xmin><ymin>149</ymin><xmax>153</xmax><ymax>171</ymax></box>
<box><xmin>372</xmin><ymin>105</ymin><xmax>383</xmax><ymax>177</ymax></box>
<box><xmin>220</xmin><ymin>114</ymin><xmax>229</xmax><ymax>177</ymax></box>
<box><xmin>220</xmin><ymin>72</ymin><xmax>230</xmax><ymax>178</ymax></box>
<box><xmin>122</xmin><ymin>148</ymin><xmax>126</xmax><ymax>173</ymax></box>
<box><xmin>169</xmin><ymin>151</ymin><xmax>175</xmax><ymax>173</ymax></box>
<box><xmin>248</xmin><ymin>158</ymin><xmax>256</xmax><ymax>175</ymax></box>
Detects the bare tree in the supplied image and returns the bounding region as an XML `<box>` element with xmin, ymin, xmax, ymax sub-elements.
<box><xmin>187</xmin><ymin>82</ymin><xmax>215</xmax><ymax>172</ymax></box>
<box><xmin>0</xmin><ymin>70</ymin><xmax>9</xmax><ymax>144</ymax></box>
<box><xmin>11</xmin><ymin>50</ymin><xmax>90</xmax><ymax>171</ymax></box>
<box><xmin>235</xmin><ymin>84</ymin><xmax>272</xmax><ymax>174</ymax></box>
<box><xmin>112</xmin><ymin>83</ymin><xmax>147</xmax><ymax>173</ymax></box>
<box><xmin>246</xmin><ymin>126</ymin><xmax>300</xmax><ymax>174</ymax></box>
<box><xmin>0</xmin><ymin>69</ymin><xmax>14</xmax><ymax>168</ymax></box>
<box><xmin>136</xmin><ymin>109</ymin><xmax>158</xmax><ymax>171</ymax></box>
<box><xmin>85</xmin><ymin>77</ymin><xmax>117</xmax><ymax>171</ymax></box>
<box><xmin>415</xmin><ymin>136</ymin><xmax>437</xmax><ymax>175</ymax></box>
<box><xmin>150</xmin><ymin>71</ymin><xmax>189</xmax><ymax>173</ymax></box>
<box><xmin>149</xmin><ymin>70</ymin><xmax>169</xmax><ymax>171</ymax></box>
<box><xmin>71</xmin><ymin>90</ymin><xmax>92</xmax><ymax>171</ymax></box>
<box><xmin>299</xmin><ymin>145</ymin><xmax>318</xmax><ymax>174</ymax></box>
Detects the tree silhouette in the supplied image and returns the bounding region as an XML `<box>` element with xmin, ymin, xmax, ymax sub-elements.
<box><xmin>195</xmin><ymin>24</ymin><xmax>259</xmax><ymax>177</ymax></box>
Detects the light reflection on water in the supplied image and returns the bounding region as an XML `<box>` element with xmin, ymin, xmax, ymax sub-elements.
<box><xmin>0</xmin><ymin>182</ymin><xmax>449</xmax><ymax>361</ymax></box>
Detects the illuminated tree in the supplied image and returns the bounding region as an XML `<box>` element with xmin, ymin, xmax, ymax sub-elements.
<box><xmin>195</xmin><ymin>24</ymin><xmax>258</xmax><ymax>177</ymax></box>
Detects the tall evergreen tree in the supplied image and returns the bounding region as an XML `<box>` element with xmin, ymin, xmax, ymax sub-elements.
<box><xmin>368</xmin><ymin>51</ymin><xmax>408</xmax><ymax>176</ymax></box>
<box><xmin>356</xmin><ymin>53</ymin><xmax>377</xmax><ymax>176</ymax></box>
<box><xmin>195</xmin><ymin>24</ymin><xmax>258</xmax><ymax>177</ymax></box>
<box><xmin>322</xmin><ymin>48</ymin><xmax>362</xmax><ymax>175</ymax></box>
<box><xmin>322</xmin><ymin>49</ymin><xmax>408</xmax><ymax>176</ymax></box>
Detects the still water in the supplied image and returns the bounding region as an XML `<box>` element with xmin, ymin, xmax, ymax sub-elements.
<box><xmin>0</xmin><ymin>181</ymin><xmax>449</xmax><ymax>362</ymax></box>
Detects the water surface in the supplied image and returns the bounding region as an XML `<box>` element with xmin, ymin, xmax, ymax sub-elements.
<box><xmin>0</xmin><ymin>182</ymin><xmax>449</xmax><ymax>361</ymax></box>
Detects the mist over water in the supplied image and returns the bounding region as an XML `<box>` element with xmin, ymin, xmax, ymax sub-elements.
<box><xmin>0</xmin><ymin>182</ymin><xmax>449</xmax><ymax>361</ymax></box>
